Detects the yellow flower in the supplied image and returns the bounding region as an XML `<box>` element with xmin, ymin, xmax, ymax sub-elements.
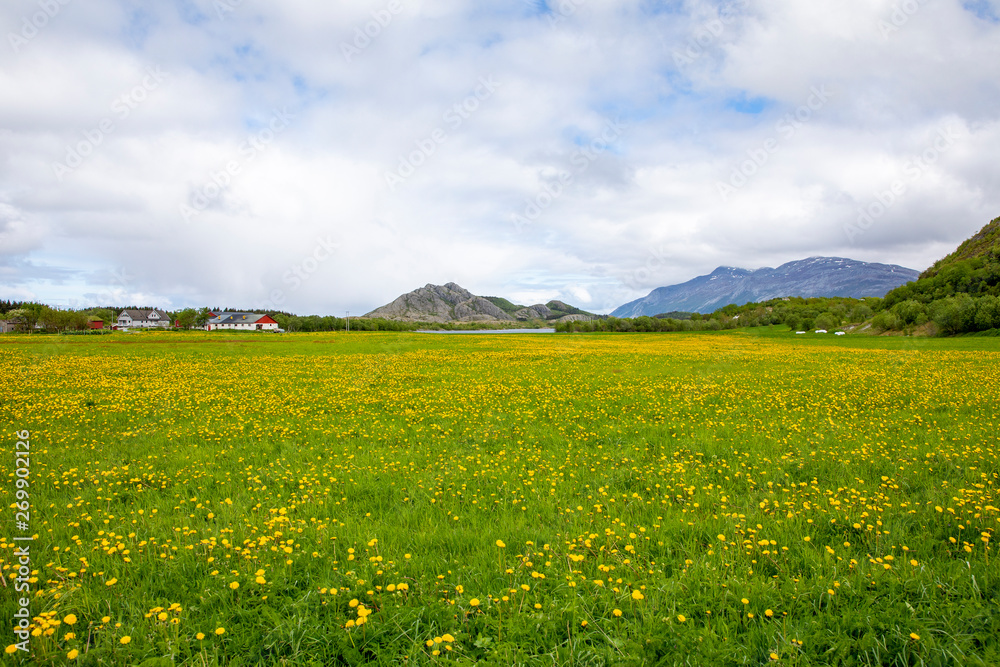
<box><xmin>765</xmin><ymin>609</ymin><xmax>774</xmax><ymax>618</ymax></box>
<box><xmin>255</xmin><ymin>576</ymin><xmax>266</xmax><ymax>584</ymax></box>
<box><xmin>496</xmin><ymin>540</ymin><xmax>506</xmax><ymax>548</ymax></box>
<box><xmin>910</xmin><ymin>633</ymin><xmax>920</xmax><ymax>641</ymax></box>
<box><xmin>469</xmin><ymin>598</ymin><xmax>480</xmax><ymax>607</ymax></box>
<box><xmin>717</xmin><ymin>534</ymin><xmax>726</xmax><ymax>542</ymax></box>
<box><xmin>106</xmin><ymin>578</ymin><xmax>118</xmax><ymax>586</ymax></box>
<box><xmin>68</xmin><ymin>649</ymin><xmax>80</xmax><ymax>659</ymax></box>
<box><xmin>741</xmin><ymin>598</ymin><xmax>749</xmax><ymax>605</ymax></box>
<box><xmin>442</xmin><ymin>633</ymin><xmax>455</xmax><ymax>643</ymax></box>
<box><xmin>120</xmin><ymin>636</ymin><xmax>131</xmax><ymax>645</ymax></box>
<box><xmin>101</xmin><ymin>616</ymin><xmax>111</xmax><ymax>624</ymax></box>
<box><xmin>677</xmin><ymin>615</ymin><xmax>686</xmax><ymax>623</ymax></box>
<box><xmin>613</xmin><ymin>609</ymin><xmax>622</xmax><ymax>617</ymax></box>
<box><xmin>215</xmin><ymin>627</ymin><xmax>225</xmax><ymax>636</ymax></box>
<box><xmin>229</xmin><ymin>582</ymin><xmax>240</xmax><ymax>590</ymax></box>
<box><xmin>64</xmin><ymin>614</ymin><xmax>77</xmax><ymax>625</ymax></box>
<box><xmin>770</xmin><ymin>653</ymin><xmax>779</xmax><ymax>661</ymax></box>
<box><xmin>196</xmin><ymin>633</ymin><xmax>205</xmax><ymax>640</ymax></box>
<box><xmin>158</xmin><ymin>612</ymin><xmax>168</xmax><ymax>621</ymax></box>
<box><xmin>581</xmin><ymin>620</ymin><xmax>588</xmax><ymax>627</ymax></box>
<box><xmin>5</xmin><ymin>646</ymin><xmax>17</xmax><ymax>655</ymax></box>
<box><xmin>631</xmin><ymin>590</ymin><xmax>644</xmax><ymax>601</ymax></box>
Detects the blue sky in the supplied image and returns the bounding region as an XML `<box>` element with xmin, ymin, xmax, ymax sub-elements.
<box><xmin>2</xmin><ymin>0</ymin><xmax>1000</xmax><ymax>314</ymax></box>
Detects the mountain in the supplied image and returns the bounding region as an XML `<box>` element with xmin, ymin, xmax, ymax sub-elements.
<box><xmin>365</xmin><ymin>283</ymin><xmax>514</xmax><ymax>323</ymax></box>
<box><xmin>612</xmin><ymin>257</ymin><xmax>920</xmax><ymax>317</ymax></box>
<box><xmin>366</xmin><ymin>283</ymin><xmax>597</xmax><ymax>323</ymax></box>
<box><xmin>917</xmin><ymin>216</ymin><xmax>1000</xmax><ymax>280</ymax></box>
<box><xmin>877</xmin><ymin>216</ymin><xmax>1000</xmax><ymax>334</ymax></box>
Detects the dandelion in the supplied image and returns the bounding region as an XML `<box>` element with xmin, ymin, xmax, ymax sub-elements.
<box><xmin>64</xmin><ymin>614</ymin><xmax>77</xmax><ymax>625</ymax></box>
<box><xmin>469</xmin><ymin>598</ymin><xmax>480</xmax><ymax>607</ymax></box>
<box><xmin>196</xmin><ymin>633</ymin><xmax>205</xmax><ymax>640</ymax></box>
<box><xmin>677</xmin><ymin>615</ymin><xmax>686</xmax><ymax>623</ymax></box>
<box><xmin>68</xmin><ymin>649</ymin><xmax>80</xmax><ymax>659</ymax></box>
<box><xmin>631</xmin><ymin>590</ymin><xmax>644</xmax><ymax>601</ymax></box>
<box><xmin>496</xmin><ymin>540</ymin><xmax>506</xmax><ymax>548</ymax></box>
<box><xmin>770</xmin><ymin>653</ymin><xmax>779</xmax><ymax>661</ymax></box>
<box><xmin>229</xmin><ymin>581</ymin><xmax>240</xmax><ymax>590</ymax></box>
<box><xmin>120</xmin><ymin>636</ymin><xmax>131</xmax><ymax>645</ymax></box>
<box><xmin>741</xmin><ymin>598</ymin><xmax>749</xmax><ymax>605</ymax></box>
<box><xmin>5</xmin><ymin>646</ymin><xmax>17</xmax><ymax>655</ymax></box>
<box><xmin>215</xmin><ymin>627</ymin><xmax>225</xmax><ymax>636</ymax></box>
<box><xmin>765</xmin><ymin>609</ymin><xmax>774</xmax><ymax>618</ymax></box>
<box><xmin>910</xmin><ymin>633</ymin><xmax>920</xmax><ymax>641</ymax></box>
<box><xmin>106</xmin><ymin>578</ymin><xmax>118</xmax><ymax>586</ymax></box>
<box><xmin>613</xmin><ymin>609</ymin><xmax>622</xmax><ymax>617</ymax></box>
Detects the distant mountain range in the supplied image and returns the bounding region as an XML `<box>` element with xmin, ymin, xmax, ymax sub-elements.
<box><xmin>364</xmin><ymin>282</ymin><xmax>596</xmax><ymax>323</ymax></box>
<box><xmin>611</xmin><ymin>257</ymin><xmax>920</xmax><ymax>317</ymax></box>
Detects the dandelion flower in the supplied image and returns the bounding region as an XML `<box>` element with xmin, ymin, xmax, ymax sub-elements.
<box><xmin>64</xmin><ymin>614</ymin><xmax>77</xmax><ymax>625</ymax></box>
<box><xmin>120</xmin><ymin>636</ymin><xmax>131</xmax><ymax>645</ymax></box>
<box><xmin>229</xmin><ymin>582</ymin><xmax>240</xmax><ymax>590</ymax></box>
<box><xmin>67</xmin><ymin>649</ymin><xmax>79</xmax><ymax>659</ymax></box>
<box><xmin>215</xmin><ymin>627</ymin><xmax>225</xmax><ymax>636</ymax></box>
<box><xmin>496</xmin><ymin>540</ymin><xmax>506</xmax><ymax>548</ymax></box>
<box><xmin>613</xmin><ymin>609</ymin><xmax>622</xmax><ymax>617</ymax></box>
<box><xmin>469</xmin><ymin>598</ymin><xmax>480</xmax><ymax>607</ymax></box>
<box><xmin>196</xmin><ymin>633</ymin><xmax>205</xmax><ymax>640</ymax></box>
<box><xmin>677</xmin><ymin>615</ymin><xmax>686</xmax><ymax>623</ymax></box>
<box><xmin>631</xmin><ymin>590</ymin><xmax>644</xmax><ymax>601</ymax></box>
<box><xmin>910</xmin><ymin>633</ymin><xmax>920</xmax><ymax>641</ymax></box>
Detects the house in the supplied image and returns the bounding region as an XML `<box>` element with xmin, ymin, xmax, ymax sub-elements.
<box><xmin>206</xmin><ymin>312</ymin><xmax>279</xmax><ymax>331</ymax></box>
<box><xmin>0</xmin><ymin>319</ymin><xmax>19</xmax><ymax>333</ymax></box>
<box><xmin>117</xmin><ymin>309</ymin><xmax>171</xmax><ymax>329</ymax></box>
<box><xmin>88</xmin><ymin>319</ymin><xmax>104</xmax><ymax>330</ymax></box>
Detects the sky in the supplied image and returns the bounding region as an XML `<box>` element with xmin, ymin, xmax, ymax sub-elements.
<box><xmin>2</xmin><ymin>0</ymin><xmax>1000</xmax><ymax>315</ymax></box>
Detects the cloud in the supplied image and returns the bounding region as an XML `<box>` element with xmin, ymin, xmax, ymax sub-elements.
<box><xmin>1</xmin><ymin>0</ymin><xmax>999</xmax><ymax>314</ymax></box>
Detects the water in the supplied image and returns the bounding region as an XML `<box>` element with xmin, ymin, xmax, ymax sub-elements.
<box><xmin>415</xmin><ymin>328</ymin><xmax>556</xmax><ymax>335</ymax></box>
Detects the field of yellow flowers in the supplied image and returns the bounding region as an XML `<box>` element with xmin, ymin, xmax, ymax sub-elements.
<box><xmin>2</xmin><ymin>330</ymin><xmax>999</xmax><ymax>666</ymax></box>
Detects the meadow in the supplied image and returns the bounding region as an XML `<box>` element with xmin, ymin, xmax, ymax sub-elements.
<box><xmin>1</xmin><ymin>330</ymin><xmax>998</xmax><ymax>666</ymax></box>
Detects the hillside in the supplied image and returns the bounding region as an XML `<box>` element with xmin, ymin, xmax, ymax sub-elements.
<box><xmin>367</xmin><ymin>284</ymin><xmax>596</xmax><ymax>323</ymax></box>
<box><xmin>876</xmin><ymin>216</ymin><xmax>1000</xmax><ymax>334</ymax></box>
<box><xmin>919</xmin><ymin>216</ymin><xmax>1000</xmax><ymax>279</ymax></box>
<box><xmin>612</xmin><ymin>257</ymin><xmax>918</xmax><ymax>317</ymax></box>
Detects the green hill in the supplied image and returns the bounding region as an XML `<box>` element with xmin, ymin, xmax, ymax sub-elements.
<box><xmin>876</xmin><ymin>216</ymin><xmax>1000</xmax><ymax>334</ymax></box>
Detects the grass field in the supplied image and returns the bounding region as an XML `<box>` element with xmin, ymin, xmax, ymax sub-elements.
<box><xmin>2</xmin><ymin>330</ymin><xmax>998</xmax><ymax>666</ymax></box>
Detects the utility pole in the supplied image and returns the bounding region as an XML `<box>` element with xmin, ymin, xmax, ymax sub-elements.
<box><xmin>346</xmin><ymin>311</ymin><xmax>350</xmax><ymax>333</ymax></box>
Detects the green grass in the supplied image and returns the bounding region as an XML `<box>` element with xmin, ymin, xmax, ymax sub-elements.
<box><xmin>1</xmin><ymin>330</ymin><xmax>998</xmax><ymax>666</ymax></box>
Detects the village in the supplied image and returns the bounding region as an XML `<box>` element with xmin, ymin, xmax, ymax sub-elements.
<box><xmin>0</xmin><ymin>307</ymin><xmax>282</xmax><ymax>333</ymax></box>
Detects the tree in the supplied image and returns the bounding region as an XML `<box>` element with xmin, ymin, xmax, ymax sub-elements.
<box><xmin>175</xmin><ymin>308</ymin><xmax>198</xmax><ymax>330</ymax></box>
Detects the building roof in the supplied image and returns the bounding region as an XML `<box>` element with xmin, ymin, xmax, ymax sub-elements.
<box><xmin>208</xmin><ymin>312</ymin><xmax>273</xmax><ymax>325</ymax></box>
<box><xmin>119</xmin><ymin>309</ymin><xmax>169</xmax><ymax>322</ymax></box>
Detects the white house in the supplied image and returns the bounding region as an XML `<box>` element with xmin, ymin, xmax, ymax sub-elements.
<box><xmin>117</xmin><ymin>309</ymin><xmax>171</xmax><ymax>329</ymax></box>
<box><xmin>205</xmin><ymin>312</ymin><xmax>280</xmax><ymax>331</ymax></box>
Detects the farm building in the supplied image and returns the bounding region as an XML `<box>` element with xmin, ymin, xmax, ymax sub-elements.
<box><xmin>116</xmin><ymin>309</ymin><xmax>171</xmax><ymax>329</ymax></box>
<box><xmin>206</xmin><ymin>312</ymin><xmax>279</xmax><ymax>331</ymax></box>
